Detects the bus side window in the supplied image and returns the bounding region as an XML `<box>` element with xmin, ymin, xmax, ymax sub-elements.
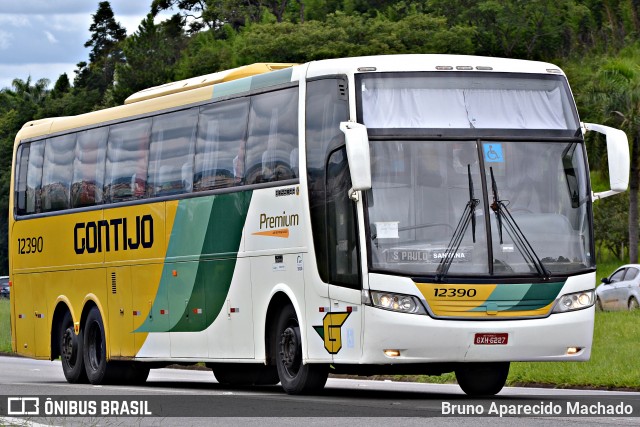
<box><xmin>25</xmin><ymin>141</ymin><xmax>45</xmax><ymax>214</ymax></box>
<box><xmin>104</xmin><ymin>119</ymin><xmax>152</xmax><ymax>203</ymax></box>
<box><xmin>305</xmin><ymin>77</ymin><xmax>349</xmax><ymax>283</ymax></box>
<box><xmin>245</xmin><ymin>87</ymin><xmax>298</xmax><ymax>184</ymax></box>
<box><xmin>148</xmin><ymin>109</ymin><xmax>198</xmax><ymax>197</ymax></box>
<box><xmin>15</xmin><ymin>144</ymin><xmax>30</xmax><ymax>215</ymax></box>
<box><xmin>195</xmin><ymin>98</ymin><xmax>249</xmax><ymax>191</ymax></box>
<box><xmin>71</xmin><ymin>127</ymin><xmax>108</xmax><ymax>208</ymax></box>
<box><xmin>326</xmin><ymin>147</ymin><xmax>360</xmax><ymax>289</ymax></box>
<box><xmin>41</xmin><ymin>134</ymin><xmax>76</xmax><ymax>212</ymax></box>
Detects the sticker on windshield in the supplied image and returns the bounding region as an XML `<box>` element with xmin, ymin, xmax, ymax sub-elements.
<box><xmin>375</xmin><ymin>222</ymin><xmax>399</xmax><ymax>239</ymax></box>
<box><xmin>483</xmin><ymin>143</ymin><xmax>504</xmax><ymax>163</ymax></box>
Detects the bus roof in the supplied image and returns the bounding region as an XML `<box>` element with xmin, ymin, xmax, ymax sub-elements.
<box><xmin>124</xmin><ymin>62</ymin><xmax>297</xmax><ymax>105</ymax></box>
<box><xmin>305</xmin><ymin>54</ymin><xmax>566</xmax><ymax>79</ymax></box>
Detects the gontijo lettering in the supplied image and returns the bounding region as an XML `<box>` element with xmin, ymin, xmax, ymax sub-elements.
<box><xmin>74</xmin><ymin>215</ymin><xmax>154</xmax><ymax>254</ymax></box>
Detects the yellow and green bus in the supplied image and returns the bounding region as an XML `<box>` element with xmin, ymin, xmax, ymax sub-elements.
<box><xmin>9</xmin><ymin>55</ymin><xmax>629</xmax><ymax>395</ymax></box>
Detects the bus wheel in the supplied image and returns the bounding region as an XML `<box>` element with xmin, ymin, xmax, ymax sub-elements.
<box><xmin>83</xmin><ymin>306</ymin><xmax>118</xmax><ymax>384</ymax></box>
<box><xmin>455</xmin><ymin>362</ymin><xmax>510</xmax><ymax>396</ymax></box>
<box><xmin>59</xmin><ymin>311</ymin><xmax>88</xmax><ymax>383</ymax></box>
<box><xmin>274</xmin><ymin>305</ymin><xmax>328</xmax><ymax>394</ymax></box>
<box><xmin>211</xmin><ymin>363</ymin><xmax>279</xmax><ymax>386</ymax></box>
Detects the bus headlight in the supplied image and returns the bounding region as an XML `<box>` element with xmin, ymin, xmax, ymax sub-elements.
<box><xmin>370</xmin><ymin>291</ymin><xmax>427</xmax><ymax>314</ymax></box>
<box><xmin>552</xmin><ymin>290</ymin><xmax>595</xmax><ymax>313</ymax></box>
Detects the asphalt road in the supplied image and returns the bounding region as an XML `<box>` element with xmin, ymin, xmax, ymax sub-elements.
<box><xmin>0</xmin><ymin>355</ymin><xmax>639</xmax><ymax>426</ymax></box>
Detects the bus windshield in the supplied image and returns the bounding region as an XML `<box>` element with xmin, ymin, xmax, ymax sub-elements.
<box><xmin>359</xmin><ymin>72</ymin><xmax>579</xmax><ymax>130</ymax></box>
<box><xmin>366</xmin><ymin>139</ymin><xmax>592</xmax><ymax>277</ymax></box>
<box><xmin>360</xmin><ymin>73</ymin><xmax>591</xmax><ymax>278</ymax></box>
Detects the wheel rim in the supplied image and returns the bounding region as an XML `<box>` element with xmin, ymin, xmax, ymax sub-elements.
<box><xmin>280</xmin><ymin>324</ymin><xmax>301</xmax><ymax>378</ymax></box>
<box><xmin>61</xmin><ymin>327</ymin><xmax>78</xmax><ymax>367</ymax></box>
<box><xmin>630</xmin><ymin>299</ymin><xmax>639</xmax><ymax>310</ymax></box>
<box><xmin>87</xmin><ymin>320</ymin><xmax>103</xmax><ymax>371</ymax></box>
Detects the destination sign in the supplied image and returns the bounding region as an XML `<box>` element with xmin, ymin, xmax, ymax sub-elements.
<box><xmin>385</xmin><ymin>247</ymin><xmax>472</xmax><ymax>263</ymax></box>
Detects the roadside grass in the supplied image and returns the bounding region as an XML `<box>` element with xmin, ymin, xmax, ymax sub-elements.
<box><xmin>0</xmin><ymin>298</ymin><xmax>10</xmax><ymax>353</ymax></box>
<box><xmin>507</xmin><ymin>309</ymin><xmax>640</xmax><ymax>389</ymax></box>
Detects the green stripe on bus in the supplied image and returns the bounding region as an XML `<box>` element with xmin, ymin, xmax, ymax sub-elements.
<box><xmin>136</xmin><ymin>191</ymin><xmax>252</xmax><ymax>333</ymax></box>
<box><xmin>469</xmin><ymin>281</ymin><xmax>565</xmax><ymax>312</ymax></box>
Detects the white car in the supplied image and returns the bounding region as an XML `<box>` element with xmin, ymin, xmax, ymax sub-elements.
<box><xmin>596</xmin><ymin>264</ymin><xmax>640</xmax><ymax>310</ymax></box>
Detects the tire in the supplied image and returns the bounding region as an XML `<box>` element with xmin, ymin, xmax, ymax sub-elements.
<box><xmin>629</xmin><ymin>297</ymin><xmax>639</xmax><ymax>311</ymax></box>
<box><xmin>455</xmin><ymin>362</ymin><xmax>510</xmax><ymax>396</ymax></box>
<box><xmin>274</xmin><ymin>305</ymin><xmax>328</xmax><ymax>394</ymax></box>
<box><xmin>83</xmin><ymin>306</ymin><xmax>121</xmax><ymax>384</ymax></box>
<box><xmin>59</xmin><ymin>311</ymin><xmax>88</xmax><ymax>383</ymax></box>
<box><xmin>211</xmin><ymin>363</ymin><xmax>279</xmax><ymax>386</ymax></box>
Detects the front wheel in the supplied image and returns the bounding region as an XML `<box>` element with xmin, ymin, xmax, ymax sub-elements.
<box><xmin>629</xmin><ymin>297</ymin><xmax>639</xmax><ymax>310</ymax></box>
<box><xmin>274</xmin><ymin>305</ymin><xmax>328</xmax><ymax>394</ymax></box>
<box><xmin>455</xmin><ymin>362</ymin><xmax>510</xmax><ymax>396</ymax></box>
<box><xmin>59</xmin><ymin>311</ymin><xmax>88</xmax><ymax>383</ymax></box>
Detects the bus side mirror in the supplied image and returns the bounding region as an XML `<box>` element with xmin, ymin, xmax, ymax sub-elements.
<box><xmin>340</xmin><ymin>121</ymin><xmax>372</xmax><ymax>192</ymax></box>
<box><xmin>582</xmin><ymin>122</ymin><xmax>630</xmax><ymax>200</ymax></box>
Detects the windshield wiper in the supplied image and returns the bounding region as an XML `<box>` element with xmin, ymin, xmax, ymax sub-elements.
<box><xmin>489</xmin><ymin>167</ymin><xmax>550</xmax><ymax>280</ymax></box>
<box><xmin>436</xmin><ymin>164</ymin><xmax>479</xmax><ymax>281</ymax></box>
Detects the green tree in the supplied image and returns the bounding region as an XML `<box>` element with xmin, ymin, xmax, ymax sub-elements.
<box><xmin>112</xmin><ymin>14</ymin><xmax>188</xmax><ymax>104</ymax></box>
<box><xmin>75</xmin><ymin>1</ymin><xmax>127</xmax><ymax>98</ymax></box>
<box><xmin>583</xmin><ymin>51</ymin><xmax>640</xmax><ymax>263</ymax></box>
<box><xmin>50</xmin><ymin>74</ymin><xmax>71</xmax><ymax>99</ymax></box>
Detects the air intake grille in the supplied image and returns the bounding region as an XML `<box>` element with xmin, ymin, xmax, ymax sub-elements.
<box><xmin>111</xmin><ymin>272</ymin><xmax>117</xmax><ymax>294</ymax></box>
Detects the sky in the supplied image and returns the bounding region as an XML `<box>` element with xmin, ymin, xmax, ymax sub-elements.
<box><xmin>0</xmin><ymin>1</ymin><xmax>175</xmax><ymax>90</ymax></box>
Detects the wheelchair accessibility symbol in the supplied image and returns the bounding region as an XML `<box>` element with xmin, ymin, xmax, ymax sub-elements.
<box><xmin>483</xmin><ymin>143</ymin><xmax>504</xmax><ymax>163</ymax></box>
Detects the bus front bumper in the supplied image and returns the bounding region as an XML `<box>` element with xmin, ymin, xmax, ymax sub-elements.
<box><xmin>360</xmin><ymin>304</ymin><xmax>594</xmax><ymax>364</ymax></box>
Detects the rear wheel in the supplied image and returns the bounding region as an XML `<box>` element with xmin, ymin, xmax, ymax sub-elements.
<box><xmin>211</xmin><ymin>363</ymin><xmax>279</xmax><ymax>386</ymax></box>
<box><xmin>83</xmin><ymin>306</ymin><xmax>122</xmax><ymax>384</ymax></box>
<box><xmin>455</xmin><ymin>362</ymin><xmax>510</xmax><ymax>396</ymax></box>
<box><xmin>274</xmin><ymin>305</ymin><xmax>328</xmax><ymax>394</ymax></box>
<box><xmin>629</xmin><ymin>297</ymin><xmax>639</xmax><ymax>310</ymax></box>
<box><xmin>59</xmin><ymin>311</ymin><xmax>88</xmax><ymax>383</ymax></box>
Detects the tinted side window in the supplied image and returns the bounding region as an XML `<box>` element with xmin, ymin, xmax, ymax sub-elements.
<box><xmin>15</xmin><ymin>144</ymin><xmax>30</xmax><ymax>215</ymax></box>
<box><xmin>245</xmin><ymin>87</ymin><xmax>299</xmax><ymax>184</ymax></box>
<box><xmin>610</xmin><ymin>269</ymin><xmax>626</xmax><ymax>282</ymax></box>
<box><xmin>148</xmin><ymin>109</ymin><xmax>198</xmax><ymax>197</ymax></box>
<box><xmin>26</xmin><ymin>141</ymin><xmax>45</xmax><ymax>214</ymax></box>
<box><xmin>326</xmin><ymin>147</ymin><xmax>360</xmax><ymax>289</ymax></box>
<box><xmin>195</xmin><ymin>99</ymin><xmax>249</xmax><ymax>191</ymax></box>
<box><xmin>104</xmin><ymin>119</ymin><xmax>152</xmax><ymax>203</ymax></box>
<box><xmin>305</xmin><ymin>78</ymin><xmax>349</xmax><ymax>283</ymax></box>
<box><xmin>625</xmin><ymin>267</ymin><xmax>639</xmax><ymax>281</ymax></box>
<box><xmin>71</xmin><ymin>127</ymin><xmax>108</xmax><ymax>208</ymax></box>
<box><xmin>41</xmin><ymin>134</ymin><xmax>76</xmax><ymax>212</ymax></box>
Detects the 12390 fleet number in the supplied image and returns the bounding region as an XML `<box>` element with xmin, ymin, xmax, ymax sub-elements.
<box><xmin>17</xmin><ymin>236</ymin><xmax>44</xmax><ymax>254</ymax></box>
<box><xmin>433</xmin><ymin>287</ymin><xmax>477</xmax><ymax>298</ymax></box>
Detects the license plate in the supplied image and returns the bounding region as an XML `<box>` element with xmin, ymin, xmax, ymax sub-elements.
<box><xmin>474</xmin><ymin>333</ymin><xmax>508</xmax><ymax>345</ymax></box>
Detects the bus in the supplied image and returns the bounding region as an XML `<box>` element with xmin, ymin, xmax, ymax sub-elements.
<box><xmin>9</xmin><ymin>55</ymin><xmax>629</xmax><ymax>396</ymax></box>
